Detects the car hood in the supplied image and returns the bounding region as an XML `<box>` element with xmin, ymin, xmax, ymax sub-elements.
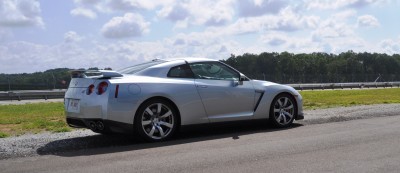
<box><xmin>250</xmin><ymin>80</ymin><xmax>296</xmax><ymax>92</ymax></box>
<box><xmin>251</xmin><ymin>80</ymin><xmax>279</xmax><ymax>88</ymax></box>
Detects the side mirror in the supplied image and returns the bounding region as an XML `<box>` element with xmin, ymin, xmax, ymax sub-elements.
<box><xmin>238</xmin><ymin>74</ymin><xmax>246</xmax><ymax>85</ymax></box>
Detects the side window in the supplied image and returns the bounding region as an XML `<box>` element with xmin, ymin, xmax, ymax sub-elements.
<box><xmin>167</xmin><ymin>64</ymin><xmax>195</xmax><ymax>78</ymax></box>
<box><xmin>189</xmin><ymin>62</ymin><xmax>239</xmax><ymax>80</ymax></box>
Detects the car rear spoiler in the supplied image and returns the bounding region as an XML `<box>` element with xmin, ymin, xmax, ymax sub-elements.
<box><xmin>70</xmin><ymin>70</ymin><xmax>123</xmax><ymax>79</ymax></box>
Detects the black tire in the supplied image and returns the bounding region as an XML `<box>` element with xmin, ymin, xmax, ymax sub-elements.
<box><xmin>134</xmin><ymin>99</ymin><xmax>178</xmax><ymax>142</ymax></box>
<box><xmin>269</xmin><ymin>93</ymin><xmax>297</xmax><ymax>128</ymax></box>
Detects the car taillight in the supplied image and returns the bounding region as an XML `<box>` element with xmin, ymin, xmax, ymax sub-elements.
<box><xmin>97</xmin><ymin>82</ymin><xmax>108</xmax><ymax>95</ymax></box>
<box><xmin>87</xmin><ymin>84</ymin><xmax>95</xmax><ymax>95</ymax></box>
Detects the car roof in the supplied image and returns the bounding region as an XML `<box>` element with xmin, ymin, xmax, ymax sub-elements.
<box><xmin>162</xmin><ymin>57</ymin><xmax>218</xmax><ymax>63</ymax></box>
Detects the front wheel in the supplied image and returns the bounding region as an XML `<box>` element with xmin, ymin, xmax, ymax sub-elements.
<box><xmin>269</xmin><ymin>93</ymin><xmax>297</xmax><ymax>128</ymax></box>
<box><xmin>134</xmin><ymin>99</ymin><xmax>178</xmax><ymax>142</ymax></box>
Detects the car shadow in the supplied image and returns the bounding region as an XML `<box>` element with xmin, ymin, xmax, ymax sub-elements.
<box><xmin>37</xmin><ymin>120</ymin><xmax>302</xmax><ymax>157</ymax></box>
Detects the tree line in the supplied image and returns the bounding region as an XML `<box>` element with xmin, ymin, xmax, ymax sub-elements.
<box><xmin>1</xmin><ymin>51</ymin><xmax>400</xmax><ymax>91</ymax></box>
<box><xmin>0</xmin><ymin>68</ymin><xmax>71</xmax><ymax>91</ymax></box>
<box><xmin>0</xmin><ymin>67</ymin><xmax>114</xmax><ymax>91</ymax></box>
<box><xmin>222</xmin><ymin>51</ymin><xmax>400</xmax><ymax>83</ymax></box>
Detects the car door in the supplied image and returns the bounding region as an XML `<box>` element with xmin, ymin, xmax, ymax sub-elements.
<box><xmin>189</xmin><ymin>62</ymin><xmax>256</xmax><ymax>122</ymax></box>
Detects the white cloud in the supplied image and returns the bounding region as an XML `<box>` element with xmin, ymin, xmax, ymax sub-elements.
<box><xmin>225</xmin><ymin>7</ymin><xmax>319</xmax><ymax>35</ymax></box>
<box><xmin>0</xmin><ymin>36</ymin><xmax>235</xmax><ymax>73</ymax></box>
<box><xmin>101</xmin><ymin>13</ymin><xmax>150</xmax><ymax>39</ymax></box>
<box><xmin>237</xmin><ymin>0</ymin><xmax>288</xmax><ymax>17</ymax></box>
<box><xmin>157</xmin><ymin>3</ymin><xmax>189</xmax><ymax>21</ymax></box>
<box><xmin>0</xmin><ymin>0</ymin><xmax>44</xmax><ymax>27</ymax></box>
<box><xmin>162</xmin><ymin>30</ymin><xmax>241</xmax><ymax>59</ymax></box>
<box><xmin>263</xmin><ymin>7</ymin><xmax>320</xmax><ymax>31</ymax></box>
<box><xmin>357</xmin><ymin>15</ymin><xmax>380</xmax><ymax>27</ymax></box>
<box><xmin>0</xmin><ymin>29</ymin><xmax>13</xmax><ymax>42</ymax></box>
<box><xmin>71</xmin><ymin>0</ymin><xmax>173</xmax><ymax>18</ymax></box>
<box><xmin>0</xmin><ymin>41</ymin><xmax>51</xmax><ymax>73</ymax></box>
<box><xmin>258</xmin><ymin>32</ymin><xmax>330</xmax><ymax>53</ymax></box>
<box><xmin>320</xmin><ymin>37</ymin><xmax>369</xmax><ymax>53</ymax></box>
<box><xmin>73</xmin><ymin>0</ymin><xmax>101</xmax><ymax>5</ymax></box>
<box><xmin>106</xmin><ymin>0</ymin><xmax>156</xmax><ymax>11</ymax></box>
<box><xmin>306</xmin><ymin>10</ymin><xmax>376</xmax><ymax>54</ymax></box>
<box><xmin>306</xmin><ymin>0</ymin><xmax>387</xmax><ymax>10</ymax></box>
<box><xmin>262</xmin><ymin>32</ymin><xmax>288</xmax><ymax>46</ymax></box>
<box><xmin>158</xmin><ymin>0</ymin><xmax>235</xmax><ymax>27</ymax></box>
<box><xmin>64</xmin><ymin>31</ymin><xmax>83</xmax><ymax>43</ymax></box>
<box><xmin>379</xmin><ymin>37</ymin><xmax>400</xmax><ymax>54</ymax></box>
<box><xmin>312</xmin><ymin>10</ymin><xmax>357</xmax><ymax>41</ymax></box>
<box><xmin>94</xmin><ymin>0</ymin><xmax>172</xmax><ymax>13</ymax></box>
<box><xmin>227</xmin><ymin>17</ymin><xmax>263</xmax><ymax>35</ymax></box>
<box><xmin>70</xmin><ymin>7</ymin><xmax>97</xmax><ymax>19</ymax></box>
<box><xmin>2</xmin><ymin>0</ymin><xmax>399</xmax><ymax>74</ymax></box>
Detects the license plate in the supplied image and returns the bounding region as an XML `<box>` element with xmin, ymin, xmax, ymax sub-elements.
<box><xmin>67</xmin><ymin>99</ymin><xmax>80</xmax><ymax>113</ymax></box>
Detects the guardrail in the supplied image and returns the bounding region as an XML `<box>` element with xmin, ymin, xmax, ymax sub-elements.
<box><xmin>0</xmin><ymin>90</ymin><xmax>66</xmax><ymax>101</ymax></box>
<box><xmin>0</xmin><ymin>82</ymin><xmax>399</xmax><ymax>101</ymax></box>
<box><xmin>289</xmin><ymin>82</ymin><xmax>400</xmax><ymax>91</ymax></box>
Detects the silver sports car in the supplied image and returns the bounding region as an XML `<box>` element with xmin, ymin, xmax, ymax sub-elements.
<box><xmin>65</xmin><ymin>58</ymin><xmax>304</xmax><ymax>142</ymax></box>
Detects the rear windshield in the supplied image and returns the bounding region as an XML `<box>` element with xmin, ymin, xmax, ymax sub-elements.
<box><xmin>118</xmin><ymin>60</ymin><xmax>166</xmax><ymax>74</ymax></box>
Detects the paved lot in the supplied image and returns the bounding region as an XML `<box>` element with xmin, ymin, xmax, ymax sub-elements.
<box><xmin>1</xmin><ymin>115</ymin><xmax>400</xmax><ymax>173</ymax></box>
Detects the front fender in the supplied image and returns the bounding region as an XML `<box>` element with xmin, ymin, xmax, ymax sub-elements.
<box><xmin>252</xmin><ymin>82</ymin><xmax>303</xmax><ymax>120</ymax></box>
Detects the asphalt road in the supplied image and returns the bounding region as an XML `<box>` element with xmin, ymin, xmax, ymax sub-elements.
<box><xmin>1</xmin><ymin>115</ymin><xmax>400</xmax><ymax>173</ymax></box>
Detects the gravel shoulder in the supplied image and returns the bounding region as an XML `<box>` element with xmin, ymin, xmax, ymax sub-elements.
<box><xmin>1</xmin><ymin>104</ymin><xmax>400</xmax><ymax>160</ymax></box>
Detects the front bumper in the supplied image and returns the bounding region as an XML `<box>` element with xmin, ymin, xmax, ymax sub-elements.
<box><xmin>295</xmin><ymin>113</ymin><xmax>304</xmax><ymax>120</ymax></box>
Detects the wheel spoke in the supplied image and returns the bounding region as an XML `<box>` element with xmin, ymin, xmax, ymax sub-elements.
<box><xmin>283</xmin><ymin>111</ymin><xmax>293</xmax><ymax>118</ymax></box>
<box><xmin>284</xmin><ymin>105</ymin><xmax>293</xmax><ymax>110</ymax></box>
<box><xmin>145</xmin><ymin>108</ymin><xmax>154</xmax><ymax>116</ymax></box>
<box><xmin>274</xmin><ymin>108</ymin><xmax>280</xmax><ymax>113</ymax></box>
<box><xmin>283</xmin><ymin>98</ymin><xmax>288</xmax><ymax>107</ymax></box>
<box><xmin>282</xmin><ymin>113</ymin><xmax>287</xmax><ymax>123</ymax></box>
<box><xmin>142</xmin><ymin>120</ymin><xmax>152</xmax><ymax>125</ymax></box>
<box><xmin>159</xmin><ymin>110</ymin><xmax>172</xmax><ymax>119</ymax></box>
<box><xmin>276</xmin><ymin>114</ymin><xmax>282</xmax><ymax>122</ymax></box>
<box><xmin>148</xmin><ymin>126</ymin><xmax>156</xmax><ymax>136</ymax></box>
<box><xmin>157</xmin><ymin>126</ymin><xmax>165</xmax><ymax>137</ymax></box>
<box><xmin>159</xmin><ymin>121</ymin><xmax>173</xmax><ymax>128</ymax></box>
<box><xmin>157</xmin><ymin>103</ymin><xmax>162</xmax><ymax>114</ymax></box>
<box><xmin>277</xmin><ymin>99</ymin><xmax>283</xmax><ymax>107</ymax></box>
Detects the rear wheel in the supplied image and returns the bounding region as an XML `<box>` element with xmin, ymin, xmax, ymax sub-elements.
<box><xmin>134</xmin><ymin>99</ymin><xmax>178</xmax><ymax>142</ymax></box>
<box><xmin>269</xmin><ymin>93</ymin><xmax>296</xmax><ymax>128</ymax></box>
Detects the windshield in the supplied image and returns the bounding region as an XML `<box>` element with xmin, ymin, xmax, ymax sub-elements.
<box><xmin>118</xmin><ymin>60</ymin><xmax>166</xmax><ymax>74</ymax></box>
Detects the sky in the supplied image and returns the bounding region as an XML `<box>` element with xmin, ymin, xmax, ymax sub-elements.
<box><xmin>0</xmin><ymin>0</ymin><xmax>399</xmax><ymax>74</ymax></box>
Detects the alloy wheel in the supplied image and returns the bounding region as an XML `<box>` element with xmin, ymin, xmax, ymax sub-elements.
<box><xmin>140</xmin><ymin>102</ymin><xmax>175</xmax><ymax>140</ymax></box>
<box><xmin>271</xmin><ymin>94</ymin><xmax>295</xmax><ymax>127</ymax></box>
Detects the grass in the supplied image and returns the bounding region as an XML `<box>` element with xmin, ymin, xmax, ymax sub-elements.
<box><xmin>300</xmin><ymin>88</ymin><xmax>400</xmax><ymax>110</ymax></box>
<box><xmin>0</xmin><ymin>88</ymin><xmax>399</xmax><ymax>138</ymax></box>
<box><xmin>0</xmin><ymin>102</ymin><xmax>71</xmax><ymax>138</ymax></box>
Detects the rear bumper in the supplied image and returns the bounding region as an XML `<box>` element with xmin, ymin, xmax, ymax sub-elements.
<box><xmin>66</xmin><ymin>117</ymin><xmax>133</xmax><ymax>134</ymax></box>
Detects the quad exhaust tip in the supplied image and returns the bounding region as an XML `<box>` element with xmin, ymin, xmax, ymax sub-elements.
<box><xmin>88</xmin><ymin>121</ymin><xmax>105</xmax><ymax>131</ymax></box>
<box><xmin>89</xmin><ymin>121</ymin><xmax>97</xmax><ymax>131</ymax></box>
<box><xmin>96</xmin><ymin>121</ymin><xmax>105</xmax><ymax>131</ymax></box>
